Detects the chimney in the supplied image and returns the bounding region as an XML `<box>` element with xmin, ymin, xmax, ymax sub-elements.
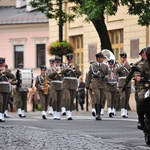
<box><xmin>16</xmin><ymin>0</ymin><xmax>26</xmax><ymax>8</ymax></box>
<box><xmin>26</xmin><ymin>0</ymin><xmax>36</xmax><ymax>12</ymax></box>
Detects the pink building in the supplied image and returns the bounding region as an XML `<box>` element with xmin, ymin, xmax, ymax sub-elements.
<box><xmin>0</xmin><ymin>0</ymin><xmax>49</xmax><ymax>77</ymax></box>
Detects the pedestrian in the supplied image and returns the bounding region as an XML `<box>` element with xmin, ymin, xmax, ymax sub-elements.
<box><xmin>61</xmin><ymin>53</ymin><xmax>82</xmax><ymax>120</ymax></box>
<box><xmin>76</xmin><ymin>77</ymin><xmax>85</xmax><ymax>111</ymax></box>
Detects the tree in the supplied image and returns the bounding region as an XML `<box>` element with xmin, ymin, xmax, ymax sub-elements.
<box><xmin>29</xmin><ymin>0</ymin><xmax>150</xmax><ymax>53</ymax></box>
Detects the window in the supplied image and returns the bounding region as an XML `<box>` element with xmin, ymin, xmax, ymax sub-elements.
<box><xmin>70</xmin><ymin>35</ymin><xmax>83</xmax><ymax>74</ymax></box>
<box><xmin>14</xmin><ymin>45</ymin><xmax>24</xmax><ymax>68</ymax></box>
<box><xmin>36</xmin><ymin>44</ymin><xmax>45</xmax><ymax>67</ymax></box>
<box><xmin>109</xmin><ymin>29</ymin><xmax>124</xmax><ymax>63</ymax></box>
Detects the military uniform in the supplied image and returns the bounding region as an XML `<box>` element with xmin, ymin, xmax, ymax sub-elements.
<box><xmin>14</xmin><ymin>63</ymin><xmax>29</xmax><ymax>118</ymax></box>
<box><xmin>46</xmin><ymin>58</ymin><xmax>55</xmax><ymax>115</ymax></box>
<box><xmin>35</xmin><ymin>66</ymin><xmax>51</xmax><ymax>119</ymax></box>
<box><xmin>116</xmin><ymin>52</ymin><xmax>131</xmax><ymax>118</ymax></box>
<box><xmin>105</xmin><ymin>59</ymin><xmax>118</xmax><ymax>117</ymax></box>
<box><xmin>89</xmin><ymin>52</ymin><xmax>110</xmax><ymax>120</ymax></box>
<box><xmin>61</xmin><ymin>53</ymin><xmax>82</xmax><ymax>120</ymax></box>
<box><xmin>85</xmin><ymin>61</ymin><xmax>96</xmax><ymax>116</ymax></box>
<box><xmin>0</xmin><ymin>58</ymin><xmax>15</xmax><ymax>122</ymax></box>
<box><xmin>48</xmin><ymin>57</ymin><xmax>62</xmax><ymax>120</ymax></box>
<box><xmin>134</xmin><ymin>46</ymin><xmax>150</xmax><ymax>130</ymax></box>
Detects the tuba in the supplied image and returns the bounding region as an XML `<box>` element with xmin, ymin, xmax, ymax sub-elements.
<box><xmin>101</xmin><ymin>49</ymin><xmax>115</xmax><ymax>63</ymax></box>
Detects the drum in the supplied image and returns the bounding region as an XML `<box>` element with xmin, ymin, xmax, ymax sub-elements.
<box><xmin>16</xmin><ymin>69</ymin><xmax>33</xmax><ymax>89</ymax></box>
<box><xmin>0</xmin><ymin>82</ymin><xmax>11</xmax><ymax>93</ymax></box>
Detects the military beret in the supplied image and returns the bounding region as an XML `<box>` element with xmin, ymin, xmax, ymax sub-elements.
<box><xmin>108</xmin><ymin>59</ymin><xmax>115</xmax><ymax>65</ymax></box>
<box><xmin>40</xmin><ymin>65</ymin><xmax>47</xmax><ymax>71</ymax></box>
<box><xmin>66</xmin><ymin>53</ymin><xmax>73</xmax><ymax>60</ymax></box>
<box><xmin>139</xmin><ymin>48</ymin><xmax>146</xmax><ymax>55</ymax></box>
<box><xmin>120</xmin><ymin>52</ymin><xmax>127</xmax><ymax>58</ymax></box>
<box><xmin>95</xmin><ymin>52</ymin><xmax>105</xmax><ymax>58</ymax></box>
<box><xmin>18</xmin><ymin>63</ymin><xmax>23</xmax><ymax>68</ymax></box>
<box><xmin>0</xmin><ymin>57</ymin><xmax>5</xmax><ymax>64</ymax></box>
<box><xmin>55</xmin><ymin>56</ymin><xmax>61</xmax><ymax>63</ymax></box>
<box><xmin>49</xmin><ymin>58</ymin><xmax>55</xmax><ymax>64</ymax></box>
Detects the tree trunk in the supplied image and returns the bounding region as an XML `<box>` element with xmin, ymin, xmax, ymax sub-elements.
<box><xmin>91</xmin><ymin>15</ymin><xmax>113</xmax><ymax>53</ymax></box>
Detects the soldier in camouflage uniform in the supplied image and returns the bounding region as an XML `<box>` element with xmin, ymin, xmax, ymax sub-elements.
<box><xmin>134</xmin><ymin>46</ymin><xmax>150</xmax><ymax>130</ymax></box>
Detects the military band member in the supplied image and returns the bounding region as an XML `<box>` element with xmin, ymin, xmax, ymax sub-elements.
<box><xmin>48</xmin><ymin>56</ymin><xmax>62</xmax><ymax>120</ymax></box>
<box><xmin>61</xmin><ymin>53</ymin><xmax>82</xmax><ymax>120</ymax></box>
<box><xmin>14</xmin><ymin>63</ymin><xmax>29</xmax><ymax>118</ymax></box>
<box><xmin>85</xmin><ymin>60</ymin><xmax>96</xmax><ymax>116</ymax></box>
<box><xmin>0</xmin><ymin>57</ymin><xmax>15</xmax><ymax>122</ymax></box>
<box><xmin>105</xmin><ymin>59</ymin><xmax>118</xmax><ymax>117</ymax></box>
<box><xmin>116</xmin><ymin>52</ymin><xmax>131</xmax><ymax>118</ymax></box>
<box><xmin>35</xmin><ymin>65</ymin><xmax>50</xmax><ymax>119</ymax></box>
<box><xmin>89</xmin><ymin>52</ymin><xmax>110</xmax><ymax>120</ymax></box>
<box><xmin>47</xmin><ymin>58</ymin><xmax>55</xmax><ymax>115</ymax></box>
<box><xmin>4</xmin><ymin>64</ymin><xmax>13</xmax><ymax>118</ymax></box>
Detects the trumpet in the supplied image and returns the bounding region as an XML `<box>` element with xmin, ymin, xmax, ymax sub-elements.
<box><xmin>68</xmin><ymin>63</ymin><xmax>75</xmax><ymax>71</ymax></box>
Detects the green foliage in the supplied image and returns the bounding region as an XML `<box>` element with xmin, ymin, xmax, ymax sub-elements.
<box><xmin>48</xmin><ymin>41</ymin><xmax>74</xmax><ymax>56</ymax></box>
<box><xmin>29</xmin><ymin>0</ymin><xmax>150</xmax><ymax>26</ymax></box>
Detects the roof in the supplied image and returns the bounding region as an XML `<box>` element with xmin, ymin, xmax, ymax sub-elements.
<box><xmin>0</xmin><ymin>6</ymin><xmax>48</xmax><ymax>25</ymax></box>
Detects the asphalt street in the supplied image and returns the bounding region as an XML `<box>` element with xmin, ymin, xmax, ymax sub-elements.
<box><xmin>0</xmin><ymin>110</ymin><xmax>150</xmax><ymax>150</ymax></box>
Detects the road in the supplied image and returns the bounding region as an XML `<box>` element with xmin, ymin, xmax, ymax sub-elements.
<box><xmin>0</xmin><ymin>111</ymin><xmax>150</xmax><ymax>150</ymax></box>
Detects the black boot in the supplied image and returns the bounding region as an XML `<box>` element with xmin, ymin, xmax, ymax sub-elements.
<box><xmin>137</xmin><ymin>115</ymin><xmax>144</xmax><ymax>130</ymax></box>
<box><xmin>95</xmin><ymin>104</ymin><xmax>102</xmax><ymax>121</ymax></box>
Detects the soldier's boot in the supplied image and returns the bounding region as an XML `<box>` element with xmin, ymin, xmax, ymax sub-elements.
<box><xmin>95</xmin><ymin>104</ymin><xmax>102</xmax><ymax>121</ymax></box>
<box><xmin>112</xmin><ymin>108</ymin><xmax>116</xmax><ymax>116</ymax></box>
<box><xmin>121</xmin><ymin>108</ymin><xmax>126</xmax><ymax>118</ymax></box>
<box><xmin>53</xmin><ymin>111</ymin><xmax>57</xmax><ymax>120</ymax></box>
<box><xmin>61</xmin><ymin>107</ymin><xmax>66</xmax><ymax>116</ymax></box>
<box><xmin>66</xmin><ymin>110</ymin><xmax>72</xmax><ymax>120</ymax></box>
<box><xmin>124</xmin><ymin>109</ymin><xmax>128</xmax><ymax>118</ymax></box>
<box><xmin>100</xmin><ymin>108</ymin><xmax>104</xmax><ymax>116</ymax></box>
<box><xmin>0</xmin><ymin>113</ymin><xmax>5</xmax><ymax>122</ymax></box>
<box><xmin>48</xmin><ymin>106</ymin><xmax>53</xmax><ymax>115</ymax></box>
<box><xmin>92</xmin><ymin>108</ymin><xmax>96</xmax><ymax>117</ymax></box>
<box><xmin>4</xmin><ymin>110</ymin><xmax>9</xmax><ymax>118</ymax></box>
<box><xmin>137</xmin><ymin>115</ymin><xmax>145</xmax><ymax>130</ymax></box>
<box><xmin>108</xmin><ymin>107</ymin><xmax>113</xmax><ymax>118</ymax></box>
<box><xmin>18</xmin><ymin>108</ymin><xmax>22</xmax><ymax>118</ymax></box>
<box><xmin>42</xmin><ymin>110</ymin><xmax>47</xmax><ymax>120</ymax></box>
<box><xmin>56</xmin><ymin>112</ymin><xmax>61</xmax><ymax>120</ymax></box>
<box><xmin>21</xmin><ymin>110</ymin><xmax>26</xmax><ymax>118</ymax></box>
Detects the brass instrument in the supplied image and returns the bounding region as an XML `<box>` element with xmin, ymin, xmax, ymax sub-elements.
<box><xmin>101</xmin><ymin>49</ymin><xmax>115</xmax><ymax>63</ymax></box>
<box><xmin>43</xmin><ymin>75</ymin><xmax>50</xmax><ymax>95</ymax></box>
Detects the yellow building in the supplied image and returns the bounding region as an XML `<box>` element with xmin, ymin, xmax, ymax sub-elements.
<box><xmin>49</xmin><ymin>4</ymin><xmax>150</xmax><ymax>80</ymax></box>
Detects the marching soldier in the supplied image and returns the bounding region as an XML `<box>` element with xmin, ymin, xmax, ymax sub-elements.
<box><xmin>105</xmin><ymin>59</ymin><xmax>118</xmax><ymax>117</ymax></box>
<box><xmin>35</xmin><ymin>65</ymin><xmax>50</xmax><ymax>119</ymax></box>
<box><xmin>13</xmin><ymin>63</ymin><xmax>29</xmax><ymax>118</ymax></box>
<box><xmin>89</xmin><ymin>52</ymin><xmax>110</xmax><ymax>120</ymax></box>
<box><xmin>4</xmin><ymin>64</ymin><xmax>13</xmax><ymax>118</ymax></box>
<box><xmin>48</xmin><ymin>56</ymin><xmax>62</xmax><ymax>120</ymax></box>
<box><xmin>85</xmin><ymin>60</ymin><xmax>96</xmax><ymax>116</ymax></box>
<box><xmin>61</xmin><ymin>53</ymin><xmax>82</xmax><ymax>120</ymax></box>
<box><xmin>47</xmin><ymin>58</ymin><xmax>55</xmax><ymax>115</ymax></box>
<box><xmin>0</xmin><ymin>57</ymin><xmax>15</xmax><ymax>122</ymax></box>
<box><xmin>116</xmin><ymin>52</ymin><xmax>131</xmax><ymax>118</ymax></box>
